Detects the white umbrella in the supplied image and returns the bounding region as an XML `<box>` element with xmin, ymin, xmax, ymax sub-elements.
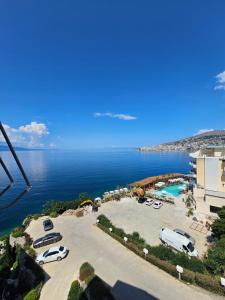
<box><xmin>155</xmin><ymin>182</ymin><xmax>165</xmax><ymax>187</ymax></box>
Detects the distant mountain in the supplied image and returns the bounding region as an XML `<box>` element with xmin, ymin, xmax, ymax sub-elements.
<box><xmin>139</xmin><ymin>130</ymin><xmax>225</xmax><ymax>152</ymax></box>
<box><xmin>0</xmin><ymin>144</ymin><xmax>39</xmax><ymax>151</ymax></box>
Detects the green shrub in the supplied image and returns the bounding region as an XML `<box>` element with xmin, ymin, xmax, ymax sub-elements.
<box><xmin>23</xmin><ymin>216</ymin><xmax>33</xmax><ymax>229</ymax></box>
<box><xmin>146</xmin><ymin>255</ymin><xmax>177</xmax><ymax>277</ymax></box>
<box><xmin>213</xmin><ymin>218</ymin><xmax>225</xmax><ymax>239</ymax></box>
<box><xmin>79</xmin><ymin>262</ymin><xmax>95</xmax><ymax>282</ymax></box>
<box><xmin>148</xmin><ymin>244</ymin><xmax>175</xmax><ymax>261</ymax></box>
<box><xmin>211</xmin><ymin>207</ymin><xmax>225</xmax><ymax>239</ymax></box>
<box><xmin>113</xmin><ymin>227</ymin><xmax>125</xmax><ymax>238</ymax></box>
<box><xmin>1</xmin><ymin>236</ymin><xmax>14</xmax><ymax>267</ymax></box>
<box><xmin>0</xmin><ymin>235</ymin><xmax>8</xmax><ymax>241</ymax></box>
<box><xmin>128</xmin><ymin>232</ymin><xmax>146</xmax><ymax>247</ymax></box>
<box><xmin>11</xmin><ymin>227</ymin><xmax>24</xmax><ymax>238</ymax></box>
<box><xmin>27</xmin><ymin>247</ymin><xmax>36</xmax><ymax>259</ymax></box>
<box><xmin>85</xmin><ymin>273</ymin><xmax>96</xmax><ymax>285</ymax></box>
<box><xmin>49</xmin><ymin>211</ymin><xmax>58</xmax><ymax>218</ymax></box>
<box><xmin>195</xmin><ymin>273</ymin><xmax>224</xmax><ymax>295</ymax></box>
<box><xmin>43</xmin><ymin>199</ymin><xmax>83</xmax><ymax>215</ymax></box>
<box><xmin>204</xmin><ymin>237</ymin><xmax>225</xmax><ymax>275</ymax></box>
<box><xmin>171</xmin><ymin>253</ymin><xmax>205</xmax><ymax>274</ymax></box>
<box><xmin>33</xmin><ymin>214</ymin><xmax>42</xmax><ymax>220</ymax></box>
<box><xmin>23</xmin><ymin>289</ymin><xmax>38</xmax><ymax>300</ymax></box>
<box><xmin>23</xmin><ymin>283</ymin><xmax>42</xmax><ymax>300</ymax></box>
<box><xmin>67</xmin><ymin>280</ymin><xmax>83</xmax><ymax>300</ymax></box>
<box><xmin>182</xmin><ymin>269</ymin><xmax>195</xmax><ymax>283</ymax></box>
<box><xmin>12</xmin><ymin>259</ymin><xmax>19</xmax><ymax>270</ymax></box>
<box><xmin>97</xmin><ymin>215</ymin><xmax>113</xmax><ymax>228</ymax></box>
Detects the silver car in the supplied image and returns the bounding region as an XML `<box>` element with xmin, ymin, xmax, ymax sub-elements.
<box><xmin>174</xmin><ymin>228</ymin><xmax>195</xmax><ymax>245</ymax></box>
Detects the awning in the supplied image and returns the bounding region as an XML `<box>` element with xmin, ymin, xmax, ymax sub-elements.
<box><xmin>155</xmin><ymin>182</ymin><xmax>165</xmax><ymax>187</ymax></box>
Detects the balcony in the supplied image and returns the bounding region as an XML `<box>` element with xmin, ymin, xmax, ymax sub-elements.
<box><xmin>189</xmin><ymin>162</ymin><xmax>197</xmax><ymax>169</ymax></box>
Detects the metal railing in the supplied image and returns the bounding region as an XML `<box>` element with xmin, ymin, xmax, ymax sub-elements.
<box><xmin>0</xmin><ymin>121</ymin><xmax>31</xmax><ymax>210</ymax></box>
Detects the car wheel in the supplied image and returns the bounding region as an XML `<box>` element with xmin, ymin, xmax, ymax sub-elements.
<box><xmin>39</xmin><ymin>261</ymin><xmax>44</xmax><ymax>265</ymax></box>
<box><xmin>57</xmin><ymin>256</ymin><xmax>62</xmax><ymax>261</ymax></box>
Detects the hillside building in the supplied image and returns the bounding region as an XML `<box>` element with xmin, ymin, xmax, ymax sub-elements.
<box><xmin>190</xmin><ymin>146</ymin><xmax>225</xmax><ymax>214</ymax></box>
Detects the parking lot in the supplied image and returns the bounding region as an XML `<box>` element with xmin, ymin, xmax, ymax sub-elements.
<box><xmin>26</xmin><ymin>204</ymin><xmax>219</xmax><ymax>300</ymax></box>
<box><xmin>100</xmin><ymin>197</ymin><xmax>208</xmax><ymax>256</ymax></box>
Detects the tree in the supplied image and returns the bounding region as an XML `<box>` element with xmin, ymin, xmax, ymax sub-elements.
<box><xmin>218</xmin><ymin>207</ymin><xmax>225</xmax><ymax>219</ymax></box>
<box><xmin>205</xmin><ymin>237</ymin><xmax>225</xmax><ymax>275</ymax></box>
<box><xmin>211</xmin><ymin>208</ymin><xmax>225</xmax><ymax>239</ymax></box>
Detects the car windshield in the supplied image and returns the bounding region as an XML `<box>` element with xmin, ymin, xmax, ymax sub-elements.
<box><xmin>45</xmin><ymin>233</ymin><xmax>54</xmax><ymax>237</ymax></box>
<box><xmin>59</xmin><ymin>246</ymin><xmax>64</xmax><ymax>251</ymax></box>
<box><xmin>187</xmin><ymin>242</ymin><xmax>194</xmax><ymax>252</ymax></box>
<box><xmin>43</xmin><ymin>250</ymin><xmax>49</xmax><ymax>257</ymax></box>
<box><xmin>184</xmin><ymin>233</ymin><xmax>191</xmax><ymax>239</ymax></box>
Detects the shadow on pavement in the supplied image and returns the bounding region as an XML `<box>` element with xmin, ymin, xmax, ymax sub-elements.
<box><xmin>112</xmin><ymin>280</ymin><xmax>159</xmax><ymax>300</ymax></box>
<box><xmin>79</xmin><ymin>276</ymin><xmax>159</xmax><ymax>300</ymax></box>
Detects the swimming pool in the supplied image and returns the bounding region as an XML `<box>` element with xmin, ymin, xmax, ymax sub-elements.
<box><xmin>154</xmin><ymin>183</ymin><xmax>187</xmax><ymax>198</ymax></box>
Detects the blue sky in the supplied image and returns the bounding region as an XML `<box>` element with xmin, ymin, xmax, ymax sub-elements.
<box><xmin>0</xmin><ymin>0</ymin><xmax>225</xmax><ymax>148</ymax></box>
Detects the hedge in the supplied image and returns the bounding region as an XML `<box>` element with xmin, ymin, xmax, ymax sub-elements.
<box><xmin>23</xmin><ymin>283</ymin><xmax>42</xmax><ymax>300</ymax></box>
<box><xmin>97</xmin><ymin>216</ymin><xmax>224</xmax><ymax>296</ymax></box>
<box><xmin>97</xmin><ymin>216</ymin><xmax>205</xmax><ymax>274</ymax></box>
<box><xmin>195</xmin><ymin>273</ymin><xmax>224</xmax><ymax>295</ymax></box>
<box><xmin>79</xmin><ymin>262</ymin><xmax>95</xmax><ymax>283</ymax></box>
<box><xmin>67</xmin><ymin>280</ymin><xmax>83</xmax><ymax>300</ymax></box>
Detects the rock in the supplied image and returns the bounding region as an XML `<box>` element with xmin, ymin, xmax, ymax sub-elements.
<box><xmin>9</xmin><ymin>235</ymin><xmax>26</xmax><ymax>248</ymax></box>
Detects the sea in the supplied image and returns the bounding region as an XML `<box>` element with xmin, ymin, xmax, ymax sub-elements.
<box><xmin>0</xmin><ymin>148</ymin><xmax>191</xmax><ymax>235</ymax></box>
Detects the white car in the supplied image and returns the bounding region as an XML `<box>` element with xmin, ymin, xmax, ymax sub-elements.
<box><xmin>36</xmin><ymin>246</ymin><xmax>68</xmax><ymax>265</ymax></box>
<box><xmin>145</xmin><ymin>199</ymin><xmax>154</xmax><ymax>206</ymax></box>
<box><xmin>153</xmin><ymin>201</ymin><xmax>163</xmax><ymax>209</ymax></box>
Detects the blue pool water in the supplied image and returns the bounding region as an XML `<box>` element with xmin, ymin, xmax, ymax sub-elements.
<box><xmin>154</xmin><ymin>183</ymin><xmax>188</xmax><ymax>198</ymax></box>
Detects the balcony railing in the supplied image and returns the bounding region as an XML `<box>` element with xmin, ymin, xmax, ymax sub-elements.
<box><xmin>189</xmin><ymin>162</ymin><xmax>196</xmax><ymax>168</ymax></box>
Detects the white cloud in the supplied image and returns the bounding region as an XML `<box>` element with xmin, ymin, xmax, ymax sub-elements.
<box><xmin>195</xmin><ymin>128</ymin><xmax>214</xmax><ymax>135</ymax></box>
<box><xmin>0</xmin><ymin>122</ymin><xmax>50</xmax><ymax>148</ymax></box>
<box><xmin>214</xmin><ymin>70</ymin><xmax>225</xmax><ymax>90</ymax></box>
<box><xmin>94</xmin><ymin>112</ymin><xmax>137</xmax><ymax>121</ymax></box>
<box><xmin>19</xmin><ymin>122</ymin><xmax>49</xmax><ymax>136</ymax></box>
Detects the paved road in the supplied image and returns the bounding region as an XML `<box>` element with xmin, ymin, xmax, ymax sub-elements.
<box><xmin>26</xmin><ymin>214</ymin><xmax>223</xmax><ymax>300</ymax></box>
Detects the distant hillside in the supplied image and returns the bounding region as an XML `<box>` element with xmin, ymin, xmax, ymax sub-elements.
<box><xmin>139</xmin><ymin>130</ymin><xmax>225</xmax><ymax>152</ymax></box>
<box><xmin>0</xmin><ymin>144</ymin><xmax>38</xmax><ymax>151</ymax></box>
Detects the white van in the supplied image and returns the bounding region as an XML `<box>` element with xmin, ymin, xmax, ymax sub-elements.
<box><xmin>160</xmin><ymin>228</ymin><xmax>198</xmax><ymax>257</ymax></box>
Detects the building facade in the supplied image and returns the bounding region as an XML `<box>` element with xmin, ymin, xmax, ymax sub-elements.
<box><xmin>190</xmin><ymin>146</ymin><xmax>225</xmax><ymax>214</ymax></box>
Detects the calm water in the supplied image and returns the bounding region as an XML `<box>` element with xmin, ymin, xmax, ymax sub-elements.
<box><xmin>0</xmin><ymin>148</ymin><xmax>190</xmax><ymax>235</ymax></box>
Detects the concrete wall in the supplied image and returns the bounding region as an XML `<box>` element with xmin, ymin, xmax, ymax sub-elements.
<box><xmin>205</xmin><ymin>158</ymin><xmax>220</xmax><ymax>191</ymax></box>
<box><xmin>206</xmin><ymin>194</ymin><xmax>225</xmax><ymax>211</ymax></box>
<box><xmin>197</xmin><ymin>158</ymin><xmax>205</xmax><ymax>187</ymax></box>
<box><xmin>219</xmin><ymin>160</ymin><xmax>225</xmax><ymax>192</ymax></box>
<box><xmin>195</xmin><ymin>193</ymin><xmax>225</xmax><ymax>215</ymax></box>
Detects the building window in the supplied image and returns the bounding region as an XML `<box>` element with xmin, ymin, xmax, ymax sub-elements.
<box><xmin>210</xmin><ymin>205</ymin><xmax>221</xmax><ymax>214</ymax></box>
